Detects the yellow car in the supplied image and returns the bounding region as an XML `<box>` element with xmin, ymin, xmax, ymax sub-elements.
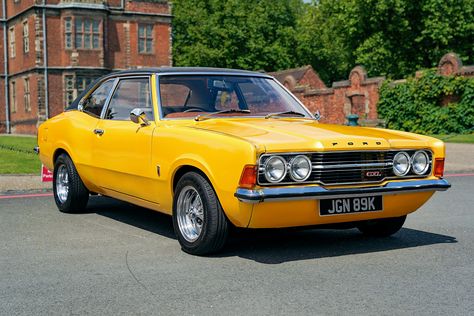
<box><xmin>37</xmin><ymin>68</ymin><xmax>451</xmax><ymax>255</ymax></box>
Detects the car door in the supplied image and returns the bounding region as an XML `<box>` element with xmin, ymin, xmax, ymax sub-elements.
<box><xmin>74</xmin><ymin>78</ymin><xmax>116</xmax><ymax>187</ymax></box>
<box><xmin>92</xmin><ymin>76</ymin><xmax>157</xmax><ymax>202</ymax></box>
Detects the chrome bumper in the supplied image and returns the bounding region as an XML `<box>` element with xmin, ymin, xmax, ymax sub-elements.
<box><xmin>235</xmin><ymin>179</ymin><xmax>451</xmax><ymax>203</ymax></box>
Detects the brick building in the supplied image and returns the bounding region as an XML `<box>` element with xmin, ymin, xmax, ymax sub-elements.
<box><xmin>0</xmin><ymin>0</ymin><xmax>171</xmax><ymax>134</ymax></box>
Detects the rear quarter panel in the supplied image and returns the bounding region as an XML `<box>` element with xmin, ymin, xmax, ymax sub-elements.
<box><xmin>37</xmin><ymin>111</ymin><xmax>99</xmax><ymax>191</ymax></box>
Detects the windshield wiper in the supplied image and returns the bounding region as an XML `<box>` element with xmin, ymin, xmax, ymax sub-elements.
<box><xmin>195</xmin><ymin>109</ymin><xmax>251</xmax><ymax>121</ymax></box>
<box><xmin>264</xmin><ymin>111</ymin><xmax>306</xmax><ymax>119</ymax></box>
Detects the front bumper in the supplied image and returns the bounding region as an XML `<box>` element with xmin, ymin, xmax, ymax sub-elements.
<box><xmin>235</xmin><ymin>179</ymin><xmax>451</xmax><ymax>203</ymax></box>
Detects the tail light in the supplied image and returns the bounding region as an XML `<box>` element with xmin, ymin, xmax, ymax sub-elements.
<box><xmin>434</xmin><ymin>158</ymin><xmax>445</xmax><ymax>177</ymax></box>
<box><xmin>239</xmin><ymin>165</ymin><xmax>257</xmax><ymax>189</ymax></box>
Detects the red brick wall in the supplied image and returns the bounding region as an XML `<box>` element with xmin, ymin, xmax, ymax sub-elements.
<box><xmin>126</xmin><ymin>0</ymin><xmax>170</xmax><ymax>14</ymax></box>
<box><xmin>48</xmin><ymin>72</ymin><xmax>66</xmax><ymax>117</ymax></box>
<box><xmin>292</xmin><ymin>66</ymin><xmax>385</xmax><ymax>125</ymax></box>
<box><xmin>299</xmin><ymin>69</ymin><xmax>327</xmax><ymax>90</ymax></box>
<box><xmin>8</xmin><ymin>73</ymin><xmax>39</xmax><ymax>134</ymax></box>
<box><xmin>8</xmin><ymin>13</ymin><xmax>37</xmax><ymax>74</ymax></box>
<box><xmin>128</xmin><ymin>21</ymin><xmax>170</xmax><ymax>68</ymax></box>
<box><xmin>0</xmin><ymin>80</ymin><xmax>5</xmax><ymax>133</ymax></box>
<box><xmin>6</xmin><ymin>0</ymin><xmax>35</xmax><ymax>17</ymax></box>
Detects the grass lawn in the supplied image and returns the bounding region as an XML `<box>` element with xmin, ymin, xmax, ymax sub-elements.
<box><xmin>430</xmin><ymin>133</ymin><xmax>474</xmax><ymax>144</ymax></box>
<box><xmin>0</xmin><ymin>135</ymin><xmax>41</xmax><ymax>174</ymax></box>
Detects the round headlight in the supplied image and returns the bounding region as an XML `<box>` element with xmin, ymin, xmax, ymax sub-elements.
<box><xmin>412</xmin><ymin>150</ymin><xmax>430</xmax><ymax>175</ymax></box>
<box><xmin>289</xmin><ymin>155</ymin><xmax>312</xmax><ymax>181</ymax></box>
<box><xmin>264</xmin><ymin>156</ymin><xmax>287</xmax><ymax>183</ymax></box>
<box><xmin>393</xmin><ymin>152</ymin><xmax>411</xmax><ymax>176</ymax></box>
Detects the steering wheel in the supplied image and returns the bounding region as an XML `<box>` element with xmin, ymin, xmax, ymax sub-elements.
<box><xmin>183</xmin><ymin>107</ymin><xmax>206</xmax><ymax>113</ymax></box>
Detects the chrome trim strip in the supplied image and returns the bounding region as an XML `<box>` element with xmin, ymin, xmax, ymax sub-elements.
<box><xmin>234</xmin><ymin>179</ymin><xmax>451</xmax><ymax>203</ymax></box>
<box><xmin>312</xmin><ymin>162</ymin><xmax>393</xmax><ymax>169</ymax></box>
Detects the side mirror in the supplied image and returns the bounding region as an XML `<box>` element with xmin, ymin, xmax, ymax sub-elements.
<box><xmin>314</xmin><ymin>110</ymin><xmax>321</xmax><ymax>121</ymax></box>
<box><xmin>130</xmin><ymin>108</ymin><xmax>150</xmax><ymax>126</ymax></box>
<box><xmin>78</xmin><ymin>99</ymin><xmax>85</xmax><ymax>111</ymax></box>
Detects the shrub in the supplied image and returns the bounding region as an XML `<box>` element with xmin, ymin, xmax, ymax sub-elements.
<box><xmin>378</xmin><ymin>70</ymin><xmax>474</xmax><ymax>134</ymax></box>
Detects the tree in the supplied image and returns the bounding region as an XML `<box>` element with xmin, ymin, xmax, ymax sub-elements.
<box><xmin>296</xmin><ymin>0</ymin><xmax>474</xmax><ymax>83</ymax></box>
<box><xmin>172</xmin><ymin>0</ymin><xmax>304</xmax><ymax>71</ymax></box>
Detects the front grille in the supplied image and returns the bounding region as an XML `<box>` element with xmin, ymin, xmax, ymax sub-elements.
<box><xmin>311</xmin><ymin>151</ymin><xmax>393</xmax><ymax>184</ymax></box>
<box><xmin>258</xmin><ymin>150</ymin><xmax>432</xmax><ymax>186</ymax></box>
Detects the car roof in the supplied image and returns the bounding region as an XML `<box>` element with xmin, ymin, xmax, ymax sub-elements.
<box><xmin>109</xmin><ymin>67</ymin><xmax>272</xmax><ymax>78</ymax></box>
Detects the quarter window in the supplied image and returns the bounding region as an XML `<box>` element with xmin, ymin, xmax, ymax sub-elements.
<box><xmin>24</xmin><ymin>78</ymin><xmax>31</xmax><ymax>112</ymax></box>
<box><xmin>105</xmin><ymin>78</ymin><xmax>151</xmax><ymax>120</ymax></box>
<box><xmin>138</xmin><ymin>24</ymin><xmax>153</xmax><ymax>54</ymax></box>
<box><xmin>82</xmin><ymin>79</ymin><xmax>115</xmax><ymax>117</ymax></box>
<box><xmin>75</xmin><ymin>18</ymin><xmax>100</xmax><ymax>49</ymax></box>
<box><xmin>77</xmin><ymin>76</ymin><xmax>94</xmax><ymax>94</ymax></box>
<box><xmin>23</xmin><ymin>20</ymin><xmax>29</xmax><ymax>53</ymax></box>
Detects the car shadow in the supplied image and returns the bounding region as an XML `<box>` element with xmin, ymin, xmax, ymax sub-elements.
<box><xmin>85</xmin><ymin>195</ymin><xmax>176</xmax><ymax>240</ymax></box>
<box><xmin>86</xmin><ymin>196</ymin><xmax>457</xmax><ymax>264</ymax></box>
<box><xmin>217</xmin><ymin>227</ymin><xmax>457</xmax><ymax>264</ymax></box>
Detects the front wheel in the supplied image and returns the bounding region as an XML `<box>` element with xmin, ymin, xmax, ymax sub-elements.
<box><xmin>357</xmin><ymin>215</ymin><xmax>406</xmax><ymax>237</ymax></box>
<box><xmin>172</xmin><ymin>172</ymin><xmax>229</xmax><ymax>255</ymax></box>
<box><xmin>53</xmin><ymin>154</ymin><xmax>89</xmax><ymax>213</ymax></box>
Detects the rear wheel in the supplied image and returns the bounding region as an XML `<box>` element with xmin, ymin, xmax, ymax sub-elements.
<box><xmin>357</xmin><ymin>215</ymin><xmax>406</xmax><ymax>237</ymax></box>
<box><xmin>53</xmin><ymin>154</ymin><xmax>89</xmax><ymax>213</ymax></box>
<box><xmin>172</xmin><ymin>172</ymin><xmax>229</xmax><ymax>255</ymax></box>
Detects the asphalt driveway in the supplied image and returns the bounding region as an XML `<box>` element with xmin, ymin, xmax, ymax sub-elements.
<box><xmin>0</xmin><ymin>175</ymin><xmax>472</xmax><ymax>315</ymax></box>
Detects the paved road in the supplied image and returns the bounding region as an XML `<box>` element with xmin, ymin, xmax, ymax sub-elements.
<box><xmin>0</xmin><ymin>176</ymin><xmax>472</xmax><ymax>315</ymax></box>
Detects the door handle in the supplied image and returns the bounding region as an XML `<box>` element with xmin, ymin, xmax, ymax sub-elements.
<box><xmin>93</xmin><ymin>129</ymin><xmax>104</xmax><ymax>136</ymax></box>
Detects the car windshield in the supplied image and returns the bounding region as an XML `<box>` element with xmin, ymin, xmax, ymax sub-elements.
<box><xmin>159</xmin><ymin>75</ymin><xmax>312</xmax><ymax>119</ymax></box>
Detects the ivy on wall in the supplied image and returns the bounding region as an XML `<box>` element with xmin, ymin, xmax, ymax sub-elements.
<box><xmin>378</xmin><ymin>70</ymin><xmax>474</xmax><ymax>134</ymax></box>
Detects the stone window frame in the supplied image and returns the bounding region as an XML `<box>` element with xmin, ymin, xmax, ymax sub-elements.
<box><xmin>22</xmin><ymin>20</ymin><xmax>29</xmax><ymax>53</ymax></box>
<box><xmin>138</xmin><ymin>24</ymin><xmax>154</xmax><ymax>54</ymax></box>
<box><xmin>64</xmin><ymin>17</ymin><xmax>73</xmax><ymax>50</ymax></box>
<box><xmin>24</xmin><ymin>77</ymin><xmax>31</xmax><ymax>112</ymax></box>
<box><xmin>10</xmin><ymin>81</ymin><xmax>17</xmax><ymax>113</ymax></box>
<box><xmin>74</xmin><ymin>17</ymin><xmax>101</xmax><ymax>50</ymax></box>
<box><xmin>64</xmin><ymin>73</ymin><xmax>76</xmax><ymax>108</ymax></box>
<box><xmin>9</xmin><ymin>26</ymin><xmax>15</xmax><ymax>58</ymax></box>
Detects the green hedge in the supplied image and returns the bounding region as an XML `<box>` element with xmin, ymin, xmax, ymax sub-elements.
<box><xmin>378</xmin><ymin>70</ymin><xmax>474</xmax><ymax>134</ymax></box>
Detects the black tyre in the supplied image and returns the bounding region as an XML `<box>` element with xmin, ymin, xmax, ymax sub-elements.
<box><xmin>53</xmin><ymin>153</ymin><xmax>89</xmax><ymax>213</ymax></box>
<box><xmin>357</xmin><ymin>215</ymin><xmax>406</xmax><ymax>237</ymax></box>
<box><xmin>172</xmin><ymin>172</ymin><xmax>229</xmax><ymax>255</ymax></box>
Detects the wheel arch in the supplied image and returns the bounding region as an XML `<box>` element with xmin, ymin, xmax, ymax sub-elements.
<box><xmin>53</xmin><ymin>148</ymin><xmax>71</xmax><ymax>165</ymax></box>
<box><xmin>172</xmin><ymin>164</ymin><xmax>213</xmax><ymax>194</ymax></box>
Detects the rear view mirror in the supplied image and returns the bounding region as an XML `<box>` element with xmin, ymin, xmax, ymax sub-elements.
<box><xmin>130</xmin><ymin>108</ymin><xmax>150</xmax><ymax>126</ymax></box>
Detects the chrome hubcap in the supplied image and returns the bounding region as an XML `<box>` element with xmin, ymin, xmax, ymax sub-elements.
<box><xmin>56</xmin><ymin>164</ymin><xmax>69</xmax><ymax>203</ymax></box>
<box><xmin>176</xmin><ymin>186</ymin><xmax>204</xmax><ymax>242</ymax></box>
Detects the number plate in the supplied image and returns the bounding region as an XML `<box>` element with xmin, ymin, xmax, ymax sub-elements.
<box><xmin>319</xmin><ymin>196</ymin><xmax>382</xmax><ymax>216</ymax></box>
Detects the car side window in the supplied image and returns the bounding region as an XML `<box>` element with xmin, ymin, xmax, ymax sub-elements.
<box><xmin>82</xmin><ymin>79</ymin><xmax>115</xmax><ymax>117</ymax></box>
<box><xmin>105</xmin><ymin>77</ymin><xmax>152</xmax><ymax>121</ymax></box>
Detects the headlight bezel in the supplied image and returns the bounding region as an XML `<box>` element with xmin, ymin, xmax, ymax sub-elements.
<box><xmin>263</xmin><ymin>155</ymin><xmax>287</xmax><ymax>183</ymax></box>
<box><xmin>392</xmin><ymin>151</ymin><xmax>411</xmax><ymax>176</ymax></box>
<box><xmin>411</xmin><ymin>150</ymin><xmax>430</xmax><ymax>175</ymax></box>
<box><xmin>289</xmin><ymin>155</ymin><xmax>312</xmax><ymax>182</ymax></box>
